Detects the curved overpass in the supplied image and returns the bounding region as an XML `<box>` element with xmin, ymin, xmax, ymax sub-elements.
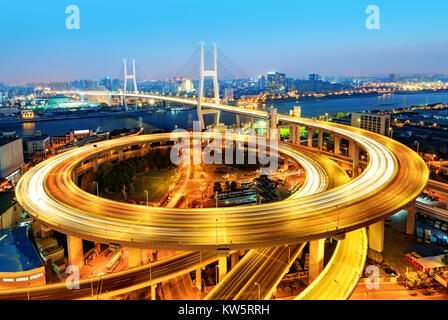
<box><xmin>16</xmin><ymin>94</ymin><xmax>429</xmax><ymax>250</ymax></box>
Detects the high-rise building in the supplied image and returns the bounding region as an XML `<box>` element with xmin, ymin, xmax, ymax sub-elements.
<box><xmin>260</xmin><ymin>72</ymin><xmax>286</xmax><ymax>93</ymax></box>
<box><xmin>309</xmin><ymin>74</ymin><xmax>322</xmax><ymax>81</ymax></box>
<box><xmin>289</xmin><ymin>106</ymin><xmax>301</xmax><ymax>118</ymax></box>
<box><xmin>0</xmin><ymin>136</ymin><xmax>24</xmax><ymax>180</ymax></box>
<box><xmin>224</xmin><ymin>87</ymin><xmax>235</xmax><ymax>101</ymax></box>
<box><xmin>178</xmin><ymin>79</ymin><xmax>194</xmax><ymax>93</ymax></box>
<box><xmin>351</xmin><ymin>112</ymin><xmax>391</xmax><ymax>136</ymax></box>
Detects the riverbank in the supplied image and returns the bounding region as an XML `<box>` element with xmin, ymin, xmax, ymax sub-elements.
<box><xmin>0</xmin><ymin>106</ymin><xmax>195</xmax><ymax>124</ymax></box>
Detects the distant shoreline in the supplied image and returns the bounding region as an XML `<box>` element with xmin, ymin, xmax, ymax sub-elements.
<box><xmin>1</xmin><ymin>89</ymin><xmax>447</xmax><ymax>125</ymax></box>
<box><xmin>260</xmin><ymin>89</ymin><xmax>448</xmax><ymax>104</ymax></box>
<box><xmin>0</xmin><ymin>107</ymin><xmax>194</xmax><ymax>124</ymax></box>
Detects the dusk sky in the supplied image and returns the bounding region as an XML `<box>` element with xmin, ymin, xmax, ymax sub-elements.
<box><xmin>1</xmin><ymin>0</ymin><xmax>448</xmax><ymax>84</ymax></box>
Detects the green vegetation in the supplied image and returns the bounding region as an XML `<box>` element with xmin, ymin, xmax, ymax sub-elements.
<box><xmin>94</xmin><ymin>147</ymin><xmax>176</xmax><ymax>194</ymax></box>
<box><xmin>130</xmin><ymin>169</ymin><xmax>178</xmax><ymax>202</ymax></box>
<box><xmin>397</xmin><ymin>271</ymin><xmax>434</xmax><ymax>289</ymax></box>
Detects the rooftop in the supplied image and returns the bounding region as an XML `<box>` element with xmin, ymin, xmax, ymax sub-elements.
<box><xmin>0</xmin><ymin>226</ymin><xmax>43</xmax><ymax>273</ymax></box>
<box><xmin>0</xmin><ymin>136</ymin><xmax>21</xmax><ymax>148</ymax></box>
<box><xmin>0</xmin><ymin>192</ymin><xmax>15</xmax><ymax>214</ymax></box>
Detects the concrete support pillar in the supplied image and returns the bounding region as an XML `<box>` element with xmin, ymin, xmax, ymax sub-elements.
<box><xmin>218</xmin><ymin>256</ymin><xmax>228</xmax><ymax>282</ymax></box>
<box><xmin>307</xmin><ymin>128</ymin><xmax>313</xmax><ymax>148</ymax></box>
<box><xmin>406</xmin><ymin>201</ymin><xmax>416</xmax><ymax>235</ymax></box>
<box><xmin>67</xmin><ymin>235</ymin><xmax>83</xmax><ymax>268</ymax></box>
<box><xmin>118</xmin><ymin>149</ymin><xmax>124</xmax><ymax>162</ymax></box>
<box><xmin>352</xmin><ymin>143</ymin><xmax>359</xmax><ymax>178</ymax></box>
<box><xmin>196</xmin><ymin>269</ymin><xmax>202</xmax><ymax>291</ymax></box>
<box><xmin>128</xmin><ymin>247</ymin><xmax>142</xmax><ymax>268</ymax></box>
<box><xmin>368</xmin><ymin>220</ymin><xmax>385</xmax><ymax>263</ymax></box>
<box><xmin>349</xmin><ymin>140</ymin><xmax>355</xmax><ymax>158</ymax></box>
<box><xmin>334</xmin><ymin>135</ymin><xmax>340</xmax><ymax>155</ymax></box>
<box><xmin>318</xmin><ymin>131</ymin><xmax>323</xmax><ymax>150</ymax></box>
<box><xmin>236</xmin><ymin>114</ymin><xmax>240</xmax><ymax>129</ymax></box>
<box><xmin>250</xmin><ymin>117</ymin><xmax>254</xmax><ymax>129</ymax></box>
<box><xmin>41</xmin><ymin>229</ymin><xmax>48</xmax><ymax>239</ymax></box>
<box><xmin>284</xmin><ymin>157</ymin><xmax>289</xmax><ymax>170</ymax></box>
<box><xmin>291</xmin><ymin>126</ymin><xmax>296</xmax><ymax>144</ymax></box>
<box><xmin>93</xmin><ymin>156</ymin><xmax>98</xmax><ymax>172</ymax></box>
<box><xmin>309</xmin><ymin>239</ymin><xmax>325</xmax><ymax>283</ymax></box>
<box><xmin>231</xmin><ymin>252</ymin><xmax>239</xmax><ymax>269</ymax></box>
<box><xmin>72</xmin><ymin>167</ymin><xmax>78</xmax><ymax>186</ymax></box>
<box><xmin>151</xmin><ymin>284</ymin><xmax>157</xmax><ymax>300</ymax></box>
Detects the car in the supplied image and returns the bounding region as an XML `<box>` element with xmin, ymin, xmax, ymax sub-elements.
<box><xmin>384</xmin><ymin>268</ymin><xmax>398</xmax><ymax>277</ymax></box>
<box><xmin>435</xmin><ymin>221</ymin><xmax>442</xmax><ymax>229</ymax></box>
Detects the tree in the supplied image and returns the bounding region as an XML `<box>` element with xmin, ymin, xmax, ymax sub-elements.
<box><xmin>213</xmin><ymin>182</ymin><xmax>222</xmax><ymax>194</ymax></box>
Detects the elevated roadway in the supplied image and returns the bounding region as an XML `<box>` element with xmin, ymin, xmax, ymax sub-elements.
<box><xmin>16</xmin><ymin>94</ymin><xmax>429</xmax><ymax>250</ymax></box>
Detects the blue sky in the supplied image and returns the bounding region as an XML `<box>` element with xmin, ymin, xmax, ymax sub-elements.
<box><xmin>1</xmin><ymin>0</ymin><xmax>448</xmax><ymax>83</ymax></box>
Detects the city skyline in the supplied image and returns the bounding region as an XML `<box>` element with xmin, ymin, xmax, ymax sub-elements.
<box><xmin>1</xmin><ymin>0</ymin><xmax>448</xmax><ymax>84</ymax></box>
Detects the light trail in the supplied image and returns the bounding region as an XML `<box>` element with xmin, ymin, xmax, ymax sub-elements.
<box><xmin>16</xmin><ymin>95</ymin><xmax>428</xmax><ymax>250</ymax></box>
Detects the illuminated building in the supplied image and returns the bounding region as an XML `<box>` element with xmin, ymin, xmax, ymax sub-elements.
<box><xmin>51</xmin><ymin>129</ymin><xmax>96</xmax><ymax>148</ymax></box>
<box><xmin>224</xmin><ymin>87</ymin><xmax>235</xmax><ymax>101</ymax></box>
<box><xmin>20</xmin><ymin>109</ymin><xmax>35</xmax><ymax>119</ymax></box>
<box><xmin>23</xmin><ymin>134</ymin><xmax>50</xmax><ymax>160</ymax></box>
<box><xmin>351</xmin><ymin>112</ymin><xmax>391</xmax><ymax>136</ymax></box>
<box><xmin>0</xmin><ymin>227</ymin><xmax>46</xmax><ymax>288</ymax></box>
<box><xmin>0</xmin><ymin>137</ymin><xmax>24</xmax><ymax>180</ymax></box>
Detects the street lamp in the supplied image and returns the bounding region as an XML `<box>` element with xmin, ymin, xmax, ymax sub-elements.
<box><xmin>215</xmin><ymin>264</ymin><xmax>220</xmax><ymax>285</ymax></box>
<box><xmin>334</xmin><ymin>279</ymin><xmax>341</xmax><ymax>300</ymax></box>
<box><xmin>254</xmin><ymin>282</ymin><xmax>261</xmax><ymax>300</ymax></box>
<box><xmin>94</xmin><ymin>181</ymin><xmax>99</xmax><ymax>197</ymax></box>
<box><xmin>216</xmin><ymin>218</ymin><xmax>218</xmax><ymax>246</ymax></box>
<box><xmin>144</xmin><ymin>190</ymin><xmax>149</xmax><ymax>206</ymax></box>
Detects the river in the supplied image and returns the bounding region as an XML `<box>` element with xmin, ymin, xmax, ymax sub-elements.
<box><xmin>1</xmin><ymin>92</ymin><xmax>448</xmax><ymax>136</ymax></box>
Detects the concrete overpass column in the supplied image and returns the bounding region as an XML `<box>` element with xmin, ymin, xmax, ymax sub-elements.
<box><xmin>93</xmin><ymin>156</ymin><xmax>99</xmax><ymax>172</ymax></box>
<box><xmin>406</xmin><ymin>201</ymin><xmax>416</xmax><ymax>235</ymax></box>
<box><xmin>67</xmin><ymin>235</ymin><xmax>83</xmax><ymax>268</ymax></box>
<box><xmin>128</xmin><ymin>247</ymin><xmax>143</xmax><ymax>268</ymax></box>
<box><xmin>250</xmin><ymin>117</ymin><xmax>254</xmax><ymax>129</ymax></box>
<box><xmin>334</xmin><ymin>135</ymin><xmax>340</xmax><ymax>155</ymax></box>
<box><xmin>118</xmin><ymin>148</ymin><xmax>124</xmax><ymax>161</ymax></box>
<box><xmin>231</xmin><ymin>252</ymin><xmax>239</xmax><ymax>269</ymax></box>
<box><xmin>352</xmin><ymin>143</ymin><xmax>359</xmax><ymax>178</ymax></box>
<box><xmin>309</xmin><ymin>239</ymin><xmax>325</xmax><ymax>283</ymax></box>
<box><xmin>72</xmin><ymin>166</ymin><xmax>78</xmax><ymax>186</ymax></box>
<box><xmin>196</xmin><ymin>269</ymin><xmax>202</xmax><ymax>291</ymax></box>
<box><xmin>236</xmin><ymin>114</ymin><xmax>240</xmax><ymax>129</ymax></box>
<box><xmin>349</xmin><ymin>140</ymin><xmax>355</xmax><ymax>158</ymax></box>
<box><xmin>368</xmin><ymin>220</ymin><xmax>385</xmax><ymax>263</ymax></box>
<box><xmin>218</xmin><ymin>252</ymin><xmax>228</xmax><ymax>282</ymax></box>
<box><xmin>318</xmin><ymin>130</ymin><xmax>323</xmax><ymax>150</ymax></box>
<box><xmin>284</xmin><ymin>157</ymin><xmax>289</xmax><ymax>170</ymax></box>
<box><xmin>151</xmin><ymin>284</ymin><xmax>157</xmax><ymax>300</ymax></box>
<box><xmin>290</xmin><ymin>126</ymin><xmax>296</xmax><ymax>144</ymax></box>
<box><xmin>307</xmin><ymin>128</ymin><xmax>313</xmax><ymax>148</ymax></box>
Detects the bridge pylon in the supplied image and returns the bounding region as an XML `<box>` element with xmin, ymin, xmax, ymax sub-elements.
<box><xmin>197</xmin><ymin>43</ymin><xmax>221</xmax><ymax>130</ymax></box>
<box><xmin>123</xmin><ymin>58</ymin><xmax>138</xmax><ymax>111</ymax></box>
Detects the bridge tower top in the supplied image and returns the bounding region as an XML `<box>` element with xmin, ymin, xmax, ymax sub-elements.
<box><xmin>123</xmin><ymin>58</ymin><xmax>138</xmax><ymax>111</ymax></box>
<box><xmin>197</xmin><ymin>43</ymin><xmax>220</xmax><ymax>129</ymax></box>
